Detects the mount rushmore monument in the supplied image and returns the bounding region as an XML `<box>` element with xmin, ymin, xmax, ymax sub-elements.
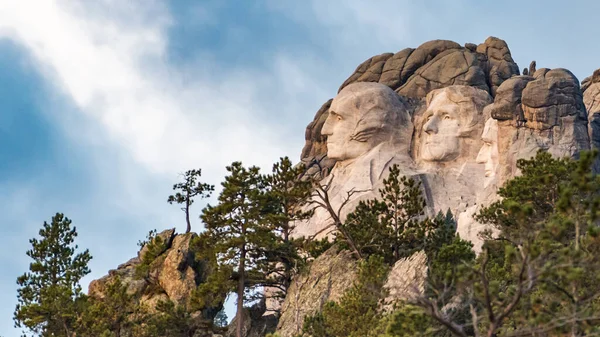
<box><xmin>294</xmin><ymin>36</ymin><xmax>597</xmax><ymax>252</ymax></box>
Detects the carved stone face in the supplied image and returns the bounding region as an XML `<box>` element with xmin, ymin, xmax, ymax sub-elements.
<box><xmin>322</xmin><ymin>82</ymin><xmax>410</xmax><ymax>161</ymax></box>
<box><xmin>476</xmin><ymin>118</ymin><xmax>499</xmax><ymax>179</ymax></box>
<box><xmin>421</xmin><ymin>91</ymin><xmax>462</xmax><ymax>161</ymax></box>
<box><xmin>420</xmin><ymin>86</ymin><xmax>491</xmax><ymax>163</ymax></box>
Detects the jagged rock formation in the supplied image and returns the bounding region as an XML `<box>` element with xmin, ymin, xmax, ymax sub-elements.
<box><xmin>274</xmin><ymin>248</ymin><xmax>428</xmax><ymax>337</ymax></box>
<box><xmin>91</xmin><ymin>36</ymin><xmax>600</xmax><ymax>337</ymax></box>
<box><xmin>279</xmin><ymin>36</ymin><xmax>596</xmax><ymax>335</ymax></box>
<box><xmin>88</xmin><ymin>229</ymin><xmax>223</xmax><ymax>337</ymax></box>
<box><xmin>301</xmin><ymin>37</ymin><xmax>520</xmax><ymax>177</ymax></box>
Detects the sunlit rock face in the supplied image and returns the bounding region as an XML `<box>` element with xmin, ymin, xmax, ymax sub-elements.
<box><xmin>300</xmin><ymin>37</ymin><xmax>520</xmax><ymax>181</ymax></box>
<box><xmin>297</xmin><ymin>38</ymin><xmax>595</xmax><ymax>248</ymax></box>
<box><xmin>282</xmin><ymin>37</ymin><xmax>597</xmax><ymax>336</ymax></box>
<box><xmin>412</xmin><ymin>86</ymin><xmax>492</xmax><ymax>230</ymax></box>
<box><xmin>292</xmin><ymin>82</ymin><xmax>416</xmax><ymax>239</ymax></box>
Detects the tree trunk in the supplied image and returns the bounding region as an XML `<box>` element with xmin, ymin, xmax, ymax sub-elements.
<box><xmin>236</xmin><ymin>244</ymin><xmax>246</xmax><ymax>337</ymax></box>
<box><xmin>185</xmin><ymin>197</ymin><xmax>191</xmax><ymax>233</ymax></box>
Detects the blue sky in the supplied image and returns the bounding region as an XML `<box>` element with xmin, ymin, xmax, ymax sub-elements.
<box><xmin>2</xmin><ymin>1</ymin><xmax>600</xmax><ymax>335</ymax></box>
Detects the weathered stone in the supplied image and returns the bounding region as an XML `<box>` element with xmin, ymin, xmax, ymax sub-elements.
<box><xmin>379</xmin><ymin>48</ymin><xmax>414</xmax><ymax>89</ymax></box>
<box><xmin>225</xmin><ymin>300</ymin><xmax>277</xmax><ymax>337</ymax></box>
<box><xmin>400</xmin><ymin>40</ymin><xmax>462</xmax><ymax>85</ymax></box>
<box><xmin>383</xmin><ymin>251</ymin><xmax>427</xmax><ymax>309</ymax></box>
<box><xmin>490</xmin><ymin>75</ymin><xmax>534</xmax><ymax>121</ymax></box>
<box><xmin>397</xmin><ymin>49</ymin><xmax>489</xmax><ymax>98</ymax></box>
<box><xmin>338</xmin><ymin>53</ymin><xmax>394</xmax><ymax>92</ymax></box>
<box><xmin>476</xmin><ymin>36</ymin><xmax>520</xmax><ymax>96</ymax></box>
<box><xmin>301</xmin><ymin>99</ymin><xmax>331</xmax><ymax>161</ymax></box>
<box><xmin>293</xmin><ymin>82</ymin><xmax>415</xmax><ymax>239</ymax></box>
<box><xmin>276</xmin><ymin>247</ymin><xmax>358</xmax><ymax>337</ymax></box>
<box><xmin>138</xmin><ymin>227</ymin><xmax>175</xmax><ymax>261</ymax></box>
<box><xmin>157</xmin><ymin>233</ymin><xmax>199</xmax><ymax>306</ymax></box>
<box><xmin>521</xmin><ymin>68</ymin><xmax>585</xmax><ymax>130</ymax></box>
<box><xmin>89</xmin><ymin>231</ymin><xmax>222</xmax><ymax>337</ymax></box>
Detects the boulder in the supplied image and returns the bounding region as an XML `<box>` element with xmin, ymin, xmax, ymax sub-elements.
<box><xmin>476</xmin><ymin>36</ymin><xmax>520</xmax><ymax>96</ymax></box>
<box><xmin>158</xmin><ymin>233</ymin><xmax>200</xmax><ymax>306</ymax></box>
<box><xmin>396</xmin><ymin>48</ymin><xmax>489</xmax><ymax>98</ymax></box>
<box><xmin>383</xmin><ymin>251</ymin><xmax>428</xmax><ymax>309</ymax></box>
<box><xmin>276</xmin><ymin>247</ymin><xmax>358</xmax><ymax>337</ymax></box>
<box><xmin>490</xmin><ymin>75</ymin><xmax>534</xmax><ymax>121</ymax></box>
<box><xmin>338</xmin><ymin>53</ymin><xmax>394</xmax><ymax>92</ymax></box>
<box><xmin>138</xmin><ymin>227</ymin><xmax>175</xmax><ymax>261</ymax></box>
<box><xmin>521</xmin><ymin>68</ymin><xmax>586</xmax><ymax>130</ymax></box>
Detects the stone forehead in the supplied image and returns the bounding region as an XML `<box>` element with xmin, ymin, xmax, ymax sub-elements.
<box><xmin>331</xmin><ymin>82</ymin><xmax>406</xmax><ymax>114</ymax></box>
<box><xmin>426</xmin><ymin>85</ymin><xmax>492</xmax><ymax>107</ymax></box>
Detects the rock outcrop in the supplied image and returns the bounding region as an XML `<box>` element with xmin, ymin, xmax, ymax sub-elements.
<box><xmin>276</xmin><ymin>248</ymin><xmax>358</xmax><ymax>337</ymax></box>
<box><xmin>88</xmin><ymin>229</ymin><xmax>223</xmax><ymax>337</ymax></box>
<box><xmin>301</xmin><ymin>37</ymin><xmax>520</xmax><ymax>180</ymax></box>
<box><xmin>281</xmin><ymin>36</ymin><xmax>595</xmax><ymax>335</ymax></box>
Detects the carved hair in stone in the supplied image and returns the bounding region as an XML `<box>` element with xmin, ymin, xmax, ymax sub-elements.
<box><xmin>417</xmin><ymin>86</ymin><xmax>492</xmax><ymax>165</ymax></box>
<box><xmin>321</xmin><ymin>82</ymin><xmax>412</xmax><ymax>162</ymax></box>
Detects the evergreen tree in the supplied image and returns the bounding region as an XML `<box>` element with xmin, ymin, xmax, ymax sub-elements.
<box><xmin>200</xmin><ymin>162</ymin><xmax>275</xmax><ymax>337</ymax></box>
<box><xmin>78</xmin><ymin>276</ymin><xmax>136</xmax><ymax>337</ymax></box>
<box><xmin>262</xmin><ymin>157</ymin><xmax>313</xmax><ymax>303</ymax></box>
<box><xmin>415</xmin><ymin>151</ymin><xmax>600</xmax><ymax>337</ymax></box>
<box><xmin>14</xmin><ymin>213</ymin><xmax>92</xmax><ymax>337</ymax></box>
<box><xmin>168</xmin><ymin>168</ymin><xmax>214</xmax><ymax>233</ymax></box>
<box><xmin>340</xmin><ymin>164</ymin><xmax>429</xmax><ymax>264</ymax></box>
<box><xmin>302</xmin><ymin>255</ymin><xmax>390</xmax><ymax>337</ymax></box>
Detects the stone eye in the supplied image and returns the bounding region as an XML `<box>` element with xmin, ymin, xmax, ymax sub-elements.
<box><xmin>337</xmin><ymin>115</ymin><xmax>342</xmax><ymax>121</ymax></box>
<box><xmin>443</xmin><ymin>115</ymin><xmax>451</xmax><ymax>120</ymax></box>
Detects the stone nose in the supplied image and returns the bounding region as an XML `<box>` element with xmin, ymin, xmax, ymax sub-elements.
<box><xmin>423</xmin><ymin>116</ymin><xmax>438</xmax><ymax>134</ymax></box>
<box><xmin>476</xmin><ymin>145</ymin><xmax>488</xmax><ymax>164</ymax></box>
<box><xmin>321</xmin><ymin>115</ymin><xmax>334</xmax><ymax>136</ymax></box>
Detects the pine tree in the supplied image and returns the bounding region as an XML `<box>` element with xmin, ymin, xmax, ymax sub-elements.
<box><xmin>340</xmin><ymin>164</ymin><xmax>428</xmax><ymax>264</ymax></box>
<box><xmin>14</xmin><ymin>213</ymin><xmax>92</xmax><ymax>337</ymax></box>
<box><xmin>78</xmin><ymin>276</ymin><xmax>136</xmax><ymax>337</ymax></box>
<box><xmin>302</xmin><ymin>255</ymin><xmax>390</xmax><ymax>337</ymax></box>
<box><xmin>168</xmin><ymin>169</ymin><xmax>214</xmax><ymax>233</ymax></box>
<box><xmin>262</xmin><ymin>157</ymin><xmax>313</xmax><ymax>303</ymax></box>
<box><xmin>200</xmin><ymin>162</ymin><xmax>275</xmax><ymax>337</ymax></box>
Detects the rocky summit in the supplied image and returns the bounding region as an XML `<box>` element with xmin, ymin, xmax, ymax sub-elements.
<box><xmin>90</xmin><ymin>36</ymin><xmax>600</xmax><ymax>337</ymax></box>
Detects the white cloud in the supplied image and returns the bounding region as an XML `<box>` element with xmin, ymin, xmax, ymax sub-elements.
<box><xmin>0</xmin><ymin>0</ymin><xmax>310</xmax><ymax>185</ymax></box>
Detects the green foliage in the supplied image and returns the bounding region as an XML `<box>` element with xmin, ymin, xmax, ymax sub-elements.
<box><xmin>200</xmin><ymin>161</ymin><xmax>275</xmax><ymax>333</ymax></box>
<box><xmin>168</xmin><ymin>168</ymin><xmax>214</xmax><ymax>233</ymax></box>
<box><xmin>144</xmin><ymin>300</ymin><xmax>207</xmax><ymax>337</ymax></box>
<box><xmin>382</xmin><ymin>304</ymin><xmax>435</xmax><ymax>337</ymax></box>
<box><xmin>303</xmin><ymin>237</ymin><xmax>334</xmax><ymax>260</ymax></box>
<box><xmin>340</xmin><ymin>164</ymin><xmax>435</xmax><ymax>264</ymax></box>
<box><xmin>135</xmin><ymin>230</ymin><xmax>168</xmax><ymax>280</ymax></box>
<box><xmin>261</xmin><ymin>157</ymin><xmax>314</xmax><ymax>302</ymax></box>
<box><xmin>14</xmin><ymin>213</ymin><xmax>92</xmax><ymax>337</ymax></box>
<box><xmin>190</xmin><ymin>232</ymin><xmax>234</xmax><ymax>311</ymax></box>
<box><xmin>302</xmin><ymin>255</ymin><xmax>390</xmax><ymax>337</ymax></box>
<box><xmin>137</xmin><ymin>229</ymin><xmax>157</xmax><ymax>249</ymax></box>
<box><xmin>409</xmin><ymin>151</ymin><xmax>600</xmax><ymax>337</ymax></box>
<box><xmin>78</xmin><ymin>276</ymin><xmax>137</xmax><ymax>337</ymax></box>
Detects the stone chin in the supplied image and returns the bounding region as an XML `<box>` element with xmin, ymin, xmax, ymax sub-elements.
<box><xmin>421</xmin><ymin>142</ymin><xmax>460</xmax><ymax>162</ymax></box>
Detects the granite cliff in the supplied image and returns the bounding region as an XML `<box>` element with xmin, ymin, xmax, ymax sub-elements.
<box><xmin>90</xmin><ymin>36</ymin><xmax>600</xmax><ymax>337</ymax></box>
